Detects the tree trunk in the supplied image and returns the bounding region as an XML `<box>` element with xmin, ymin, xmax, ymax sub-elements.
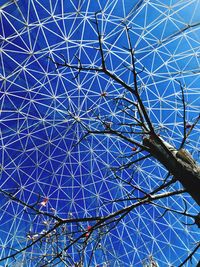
<box><xmin>143</xmin><ymin>138</ymin><xmax>200</xmax><ymax>206</ymax></box>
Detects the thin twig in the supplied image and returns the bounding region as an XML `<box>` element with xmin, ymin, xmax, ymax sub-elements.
<box><xmin>178</xmin><ymin>242</ymin><xmax>200</xmax><ymax>267</ymax></box>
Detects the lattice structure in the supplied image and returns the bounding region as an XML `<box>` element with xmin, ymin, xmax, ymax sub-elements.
<box><xmin>0</xmin><ymin>1</ymin><xmax>199</xmax><ymax>266</ymax></box>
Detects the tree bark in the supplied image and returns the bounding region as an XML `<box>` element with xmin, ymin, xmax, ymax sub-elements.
<box><xmin>143</xmin><ymin>138</ymin><xmax>200</xmax><ymax>206</ymax></box>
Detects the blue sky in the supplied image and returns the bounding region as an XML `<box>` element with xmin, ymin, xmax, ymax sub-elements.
<box><xmin>0</xmin><ymin>1</ymin><xmax>199</xmax><ymax>266</ymax></box>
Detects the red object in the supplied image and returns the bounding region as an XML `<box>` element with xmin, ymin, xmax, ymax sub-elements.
<box><xmin>40</xmin><ymin>197</ymin><xmax>48</xmax><ymax>207</ymax></box>
<box><xmin>85</xmin><ymin>225</ymin><xmax>92</xmax><ymax>238</ymax></box>
<box><xmin>85</xmin><ymin>232</ymin><xmax>89</xmax><ymax>237</ymax></box>
<box><xmin>87</xmin><ymin>225</ymin><xmax>92</xmax><ymax>231</ymax></box>
<box><xmin>131</xmin><ymin>147</ymin><xmax>137</xmax><ymax>152</ymax></box>
<box><xmin>186</xmin><ymin>123</ymin><xmax>192</xmax><ymax>129</ymax></box>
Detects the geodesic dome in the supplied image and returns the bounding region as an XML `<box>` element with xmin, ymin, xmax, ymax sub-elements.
<box><xmin>0</xmin><ymin>0</ymin><xmax>200</xmax><ymax>266</ymax></box>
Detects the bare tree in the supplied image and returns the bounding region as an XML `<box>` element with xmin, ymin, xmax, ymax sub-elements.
<box><xmin>49</xmin><ymin>12</ymin><xmax>200</xmax><ymax>204</ymax></box>
<box><xmin>0</xmin><ymin>6</ymin><xmax>200</xmax><ymax>267</ymax></box>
